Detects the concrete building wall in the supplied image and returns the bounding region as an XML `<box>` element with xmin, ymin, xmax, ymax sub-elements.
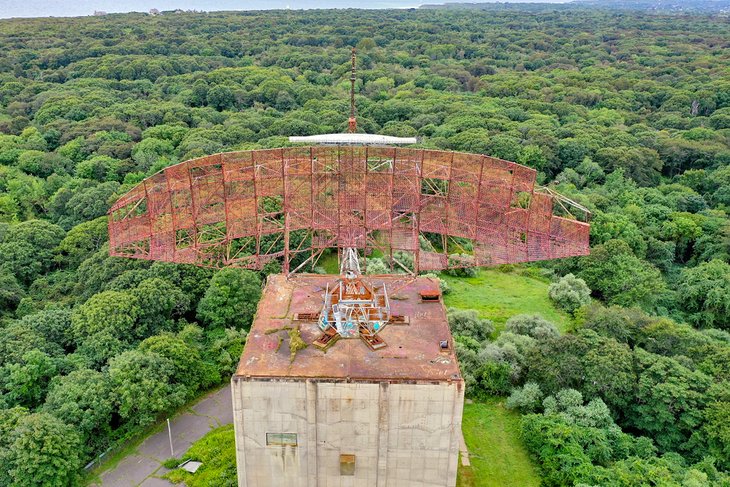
<box><xmin>232</xmin><ymin>378</ymin><xmax>464</xmax><ymax>487</ymax></box>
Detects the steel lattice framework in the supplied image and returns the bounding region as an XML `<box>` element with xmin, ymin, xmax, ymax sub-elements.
<box><xmin>108</xmin><ymin>146</ymin><xmax>590</xmax><ymax>274</ymax></box>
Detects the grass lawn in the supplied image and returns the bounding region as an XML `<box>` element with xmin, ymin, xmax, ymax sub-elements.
<box><xmin>457</xmin><ymin>398</ymin><xmax>541</xmax><ymax>487</ymax></box>
<box><xmin>318</xmin><ymin>251</ymin><xmax>339</xmax><ymax>274</ymax></box>
<box><xmin>441</xmin><ymin>268</ymin><xmax>571</xmax><ymax>333</ymax></box>
<box><xmin>165</xmin><ymin>424</ymin><xmax>237</xmax><ymax>486</ymax></box>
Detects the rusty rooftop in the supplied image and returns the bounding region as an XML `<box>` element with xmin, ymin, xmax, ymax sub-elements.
<box><xmin>235</xmin><ymin>274</ymin><xmax>462</xmax><ymax>383</ymax></box>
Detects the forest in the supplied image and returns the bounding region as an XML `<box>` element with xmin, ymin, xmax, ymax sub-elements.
<box><xmin>0</xmin><ymin>5</ymin><xmax>728</xmax><ymax>486</ymax></box>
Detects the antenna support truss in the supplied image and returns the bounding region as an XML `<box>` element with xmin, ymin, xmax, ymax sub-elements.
<box><xmin>108</xmin><ymin>146</ymin><xmax>590</xmax><ymax>275</ymax></box>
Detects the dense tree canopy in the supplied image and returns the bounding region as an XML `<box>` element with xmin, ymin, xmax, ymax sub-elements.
<box><xmin>197</xmin><ymin>268</ymin><xmax>262</xmax><ymax>330</ymax></box>
<box><xmin>0</xmin><ymin>4</ymin><xmax>728</xmax><ymax>483</ymax></box>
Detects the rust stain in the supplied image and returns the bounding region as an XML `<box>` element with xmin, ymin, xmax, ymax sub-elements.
<box><xmin>236</xmin><ymin>274</ymin><xmax>463</xmax><ymax>383</ymax></box>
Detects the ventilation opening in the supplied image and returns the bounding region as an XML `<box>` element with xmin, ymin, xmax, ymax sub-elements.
<box><xmin>420</xmin><ymin>290</ymin><xmax>441</xmax><ymax>302</ymax></box>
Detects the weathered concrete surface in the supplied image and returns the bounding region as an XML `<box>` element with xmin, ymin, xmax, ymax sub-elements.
<box><xmin>233</xmin><ymin>275</ymin><xmax>465</xmax><ymax>487</ymax></box>
<box><xmin>96</xmin><ymin>385</ymin><xmax>232</xmax><ymax>487</ymax></box>
<box><xmin>99</xmin><ymin>455</ymin><xmax>161</xmax><ymax>487</ymax></box>
<box><xmin>459</xmin><ymin>431</ymin><xmax>471</xmax><ymax>467</ymax></box>
<box><xmin>233</xmin><ymin>379</ymin><xmax>465</xmax><ymax>487</ymax></box>
<box><xmin>138</xmin><ymin>477</ymin><xmax>174</xmax><ymax>487</ymax></box>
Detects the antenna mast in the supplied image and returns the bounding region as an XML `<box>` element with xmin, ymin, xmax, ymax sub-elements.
<box><xmin>348</xmin><ymin>47</ymin><xmax>357</xmax><ymax>133</ymax></box>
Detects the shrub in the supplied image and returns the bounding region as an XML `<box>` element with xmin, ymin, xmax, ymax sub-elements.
<box><xmin>443</xmin><ymin>255</ymin><xmax>478</xmax><ymax>277</ymax></box>
<box><xmin>364</xmin><ymin>257</ymin><xmax>388</xmax><ymax>275</ymax></box>
<box><xmin>478</xmin><ymin>361</ymin><xmax>513</xmax><ymax>395</ymax></box>
<box><xmin>506</xmin><ymin>382</ymin><xmax>544</xmax><ymax>413</ymax></box>
<box><xmin>447</xmin><ymin>308</ymin><xmax>494</xmax><ymax>342</ymax></box>
<box><xmin>549</xmin><ymin>273</ymin><xmax>591</xmax><ymax>314</ymax></box>
<box><xmin>505</xmin><ymin>314</ymin><xmax>559</xmax><ymax>339</ymax></box>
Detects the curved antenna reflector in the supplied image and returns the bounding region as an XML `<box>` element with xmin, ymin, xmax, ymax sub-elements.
<box><xmin>108</xmin><ymin>146</ymin><xmax>590</xmax><ymax>274</ymax></box>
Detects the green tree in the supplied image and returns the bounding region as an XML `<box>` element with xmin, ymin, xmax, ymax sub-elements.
<box><xmin>3</xmin><ymin>412</ymin><xmax>82</xmax><ymax>487</ymax></box>
<box><xmin>197</xmin><ymin>269</ymin><xmax>261</xmax><ymax>329</ymax></box>
<box><xmin>0</xmin><ymin>220</ymin><xmax>65</xmax><ymax>284</ymax></box>
<box><xmin>71</xmin><ymin>290</ymin><xmax>140</xmax><ymax>343</ymax></box>
<box><xmin>201</xmin><ymin>326</ymin><xmax>248</xmax><ymax>376</ymax></box>
<box><xmin>139</xmin><ymin>333</ymin><xmax>217</xmax><ymax>393</ymax></box>
<box><xmin>506</xmin><ymin>382</ymin><xmax>544</xmax><ymax>413</ymax></box>
<box><xmin>0</xmin><ymin>268</ymin><xmax>24</xmax><ymax>313</ymax></box>
<box><xmin>548</xmin><ymin>273</ymin><xmax>591</xmax><ymax>314</ymax></box>
<box><xmin>594</xmin><ymin>146</ymin><xmax>662</xmax><ymax>186</ymax></box>
<box><xmin>677</xmin><ymin>259</ymin><xmax>730</xmax><ymax>330</ymax></box>
<box><xmin>75</xmin><ymin>155</ymin><xmax>120</xmax><ymax>181</ymax></box>
<box><xmin>702</xmin><ymin>382</ymin><xmax>730</xmax><ymax>469</ymax></box>
<box><xmin>579</xmin><ymin>239</ymin><xmax>666</xmax><ymax>309</ymax></box>
<box><xmin>17</xmin><ymin>309</ymin><xmax>73</xmax><ymax>349</ymax></box>
<box><xmin>131</xmin><ymin>137</ymin><xmax>174</xmax><ymax>172</ymax></box>
<box><xmin>628</xmin><ymin>348</ymin><xmax>711</xmax><ymax>454</ymax></box>
<box><xmin>75</xmin><ymin>330</ymin><xmax>131</xmax><ymax>369</ymax></box>
<box><xmin>130</xmin><ymin>278</ymin><xmax>189</xmax><ymax>337</ymax></box>
<box><xmin>504</xmin><ymin>314</ymin><xmax>558</xmax><ymax>339</ymax></box>
<box><xmin>0</xmin><ymin>322</ymin><xmax>62</xmax><ymax>368</ymax></box>
<box><xmin>108</xmin><ymin>349</ymin><xmax>187</xmax><ymax>427</ymax></box>
<box><xmin>0</xmin><ymin>350</ymin><xmax>57</xmax><ymax>408</ymax></box>
<box><xmin>43</xmin><ymin>369</ymin><xmax>113</xmax><ymax>451</ymax></box>
<box><xmin>57</xmin><ymin>216</ymin><xmax>108</xmax><ymax>268</ymax></box>
<box><xmin>54</xmin><ymin>181</ymin><xmax>120</xmax><ymax>228</ymax></box>
<box><xmin>446</xmin><ymin>308</ymin><xmax>494</xmax><ymax>342</ymax></box>
<box><xmin>207</xmin><ymin>85</ymin><xmax>236</xmax><ymax>111</ymax></box>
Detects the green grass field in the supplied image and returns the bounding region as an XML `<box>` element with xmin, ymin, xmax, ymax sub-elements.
<box><xmin>318</xmin><ymin>251</ymin><xmax>340</xmax><ymax>274</ymax></box>
<box><xmin>441</xmin><ymin>268</ymin><xmax>570</xmax><ymax>333</ymax></box>
<box><xmin>457</xmin><ymin>399</ymin><xmax>541</xmax><ymax>487</ymax></box>
<box><xmin>165</xmin><ymin>424</ymin><xmax>237</xmax><ymax>486</ymax></box>
<box><xmin>443</xmin><ymin>267</ymin><xmax>564</xmax><ymax>486</ymax></box>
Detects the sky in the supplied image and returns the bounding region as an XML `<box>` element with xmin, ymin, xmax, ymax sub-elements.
<box><xmin>0</xmin><ymin>0</ymin><xmax>570</xmax><ymax>19</ymax></box>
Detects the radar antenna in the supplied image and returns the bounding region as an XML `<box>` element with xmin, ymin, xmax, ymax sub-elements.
<box><xmin>340</xmin><ymin>247</ymin><xmax>361</xmax><ymax>278</ymax></box>
<box><xmin>315</xmin><ymin>246</ymin><xmax>392</xmax><ymax>351</ymax></box>
<box><xmin>288</xmin><ymin>47</ymin><xmax>417</xmax><ymax>145</ymax></box>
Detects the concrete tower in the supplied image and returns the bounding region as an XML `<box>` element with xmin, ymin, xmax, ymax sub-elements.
<box><xmin>232</xmin><ymin>273</ymin><xmax>464</xmax><ymax>487</ymax></box>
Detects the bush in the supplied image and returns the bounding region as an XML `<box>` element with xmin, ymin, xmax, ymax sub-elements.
<box><xmin>549</xmin><ymin>273</ymin><xmax>591</xmax><ymax>314</ymax></box>
<box><xmin>447</xmin><ymin>308</ymin><xmax>494</xmax><ymax>342</ymax></box>
<box><xmin>165</xmin><ymin>424</ymin><xmax>237</xmax><ymax>487</ymax></box>
<box><xmin>364</xmin><ymin>257</ymin><xmax>388</xmax><ymax>274</ymax></box>
<box><xmin>478</xmin><ymin>361</ymin><xmax>513</xmax><ymax>396</ymax></box>
<box><xmin>454</xmin><ymin>338</ymin><xmax>482</xmax><ymax>391</ymax></box>
<box><xmin>443</xmin><ymin>255</ymin><xmax>478</xmax><ymax>277</ymax></box>
<box><xmin>506</xmin><ymin>382</ymin><xmax>544</xmax><ymax>413</ymax></box>
<box><xmin>505</xmin><ymin>314</ymin><xmax>559</xmax><ymax>339</ymax></box>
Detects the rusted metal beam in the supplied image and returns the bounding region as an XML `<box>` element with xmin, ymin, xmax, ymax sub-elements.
<box><xmin>109</xmin><ymin>147</ymin><xmax>590</xmax><ymax>271</ymax></box>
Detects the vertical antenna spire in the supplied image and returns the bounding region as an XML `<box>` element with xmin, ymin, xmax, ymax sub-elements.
<box><xmin>348</xmin><ymin>47</ymin><xmax>357</xmax><ymax>133</ymax></box>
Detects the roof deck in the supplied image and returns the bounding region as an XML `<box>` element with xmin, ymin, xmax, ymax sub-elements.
<box><xmin>235</xmin><ymin>274</ymin><xmax>462</xmax><ymax>383</ymax></box>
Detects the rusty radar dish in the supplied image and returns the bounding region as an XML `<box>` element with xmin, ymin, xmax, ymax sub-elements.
<box><xmin>107</xmin><ymin>146</ymin><xmax>590</xmax><ymax>275</ymax></box>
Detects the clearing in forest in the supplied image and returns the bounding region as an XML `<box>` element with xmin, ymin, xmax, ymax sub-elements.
<box><xmin>442</xmin><ymin>268</ymin><xmax>571</xmax><ymax>333</ymax></box>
